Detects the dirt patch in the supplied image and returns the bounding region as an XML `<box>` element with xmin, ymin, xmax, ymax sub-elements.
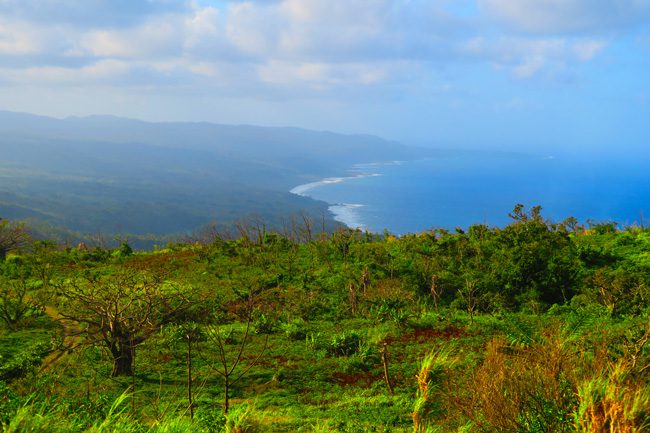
<box><xmin>332</xmin><ymin>371</ymin><xmax>381</xmax><ymax>388</ymax></box>
<box><xmin>39</xmin><ymin>303</ymin><xmax>83</xmax><ymax>371</ymax></box>
<box><xmin>386</xmin><ymin>326</ymin><xmax>471</xmax><ymax>345</ymax></box>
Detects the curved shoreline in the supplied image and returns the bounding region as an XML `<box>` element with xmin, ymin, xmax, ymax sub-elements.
<box><xmin>328</xmin><ymin>203</ymin><xmax>366</xmax><ymax>230</ymax></box>
<box><xmin>289</xmin><ymin>172</ymin><xmax>381</xmax><ymax>197</ymax></box>
<box><xmin>289</xmin><ymin>172</ymin><xmax>382</xmax><ymax>230</ymax></box>
<box><xmin>289</xmin><ymin>161</ymin><xmax>405</xmax><ymax>230</ymax></box>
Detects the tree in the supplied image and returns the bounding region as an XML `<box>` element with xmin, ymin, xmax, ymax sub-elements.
<box><xmin>0</xmin><ymin>219</ymin><xmax>30</xmax><ymax>260</ymax></box>
<box><xmin>495</xmin><ymin>204</ymin><xmax>580</xmax><ymax>307</ymax></box>
<box><xmin>0</xmin><ymin>263</ymin><xmax>42</xmax><ymax>330</ymax></box>
<box><xmin>203</xmin><ymin>288</ymin><xmax>269</xmax><ymax>414</ymax></box>
<box><xmin>166</xmin><ymin>322</ymin><xmax>205</xmax><ymax>419</ymax></box>
<box><xmin>58</xmin><ymin>268</ymin><xmax>194</xmax><ymax>376</ymax></box>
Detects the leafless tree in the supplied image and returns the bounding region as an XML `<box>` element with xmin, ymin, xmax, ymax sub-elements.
<box><xmin>0</xmin><ymin>219</ymin><xmax>30</xmax><ymax>260</ymax></box>
<box><xmin>203</xmin><ymin>291</ymin><xmax>269</xmax><ymax>413</ymax></box>
<box><xmin>58</xmin><ymin>268</ymin><xmax>194</xmax><ymax>376</ymax></box>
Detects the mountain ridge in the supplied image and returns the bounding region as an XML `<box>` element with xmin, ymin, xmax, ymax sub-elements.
<box><xmin>0</xmin><ymin>110</ymin><xmax>431</xmax><ymax>243</ymax></box>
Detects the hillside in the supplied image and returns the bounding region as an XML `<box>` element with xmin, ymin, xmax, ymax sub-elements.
<box><xmin>0</xmin><ymin>207</ymin><xmax>648</xmax><ymax>432</ymax></box>
<box><xmin>0</xmin><ymin>111</ymin><xmax>429</xmax><ymax>242</ymax></box>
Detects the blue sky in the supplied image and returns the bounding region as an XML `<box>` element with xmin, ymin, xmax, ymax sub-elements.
<box><xmin>0</xmin><ymin>0</ymin><xmax>649</xmax><ymax>153</ymax></box>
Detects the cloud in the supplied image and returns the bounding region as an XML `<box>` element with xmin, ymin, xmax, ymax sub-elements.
<box><xmin>0</xmin><ymin>0</ymin><xmax>620</xmax><ymax>105</ymax></box>
<box><xmin>78</xmin><ymin>19</ymin><xmax>183</xmax><ymax>59</ymax></box>
<box><xmin>480</xmin><ymin>0</ymin><xmax>650</xmax><ymax>34</ymax></box>
<box><xmin>0</xmin><ymin>20</ymin><xmax>42</xmax><ymax>55</ymax></box>
<box><xmin>463</xmin><ymin>36</ymin><xmax>606</xmax><ymax>78</ymax></box>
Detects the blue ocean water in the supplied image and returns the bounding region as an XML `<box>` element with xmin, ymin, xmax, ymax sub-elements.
<box><xmin>291</xmin><ymin>153</ymin><xmax>650</xmax><ymax>234</ymax></box>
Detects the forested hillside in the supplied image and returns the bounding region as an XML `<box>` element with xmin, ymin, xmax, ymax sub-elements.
<box><xmin>0</xmin><ymin>111</ymin><xmax>430</xmax><ymax>245</ymax></box>
<box><xmin>0</xmin><ymin>206</ymin><xmax>649</xmax><ymax>432</ymax></box>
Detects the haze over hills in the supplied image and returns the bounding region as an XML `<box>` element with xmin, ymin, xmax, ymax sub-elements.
<box><xmin>0</xmin><ymin>110</ymin><xmax>429</xmax><ymax>243</ymax></box>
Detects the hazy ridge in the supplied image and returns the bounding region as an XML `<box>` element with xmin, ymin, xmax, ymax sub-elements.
<box><xmin>0</xmin><ymin>110</ymin><xmax>429</xmax><ymax>244</ymax></box>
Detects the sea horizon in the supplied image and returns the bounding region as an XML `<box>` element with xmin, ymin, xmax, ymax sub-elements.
<box><xmin>290</xmin><ymin>152</ymin><xmax>650</xmax><ymax>234</ymax></box>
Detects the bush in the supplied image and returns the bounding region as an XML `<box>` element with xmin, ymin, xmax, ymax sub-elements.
<box><xmin>344</xmin><ymin>341</ymin><xmax>380</xmax><ymax>373</ymax></box>
<box><xmin>252</xmin><ymin>311</ymin><xmax>276</xmax><ymax>335</ymax></box>
<box><xmin>280</xmin><ymin>318</ymin><xmax>309</xmax><ymax>341</ymax></box>
<box><xmin>0</xmin><ymin>341</ymin><xmax>52</xmax><ymax>381</ymax></box>
<box><xmin>326</xmin><ymin>331</ymin><xmax>362</xmax><ymax>357</ymax></box>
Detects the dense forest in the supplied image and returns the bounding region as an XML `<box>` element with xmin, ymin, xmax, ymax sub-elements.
<box><xmin>0</xmin><ymin>205</ymin><xmax>649</xmax><ymax>432</ymax></box>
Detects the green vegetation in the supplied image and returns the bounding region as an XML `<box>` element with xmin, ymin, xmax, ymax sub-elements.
<box><xmin>1</xmin><ymin>205</ymin><xmax>649</xmax><ymax>432</ymax></box>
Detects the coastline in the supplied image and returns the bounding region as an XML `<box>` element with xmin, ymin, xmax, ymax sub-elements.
<box><xmin>289</xmin><ymin>160</ymin><xmax>404</xmax><ymax>231</ymax></box>
<box><xmin>289</xmin><ymin>171</ymin><xmax>384</xmax><ymax>230</ymax></box>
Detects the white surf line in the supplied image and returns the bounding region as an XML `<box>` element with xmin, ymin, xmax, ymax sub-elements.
<box><xmin>289</xmin><ymin>172</ymin><xmax>382</xmax><ymax>197</ymax></box>
<box><xmin>328</xmin><ymin>203</ymin><xmax>367</xmax><ymax>230</ymax></box>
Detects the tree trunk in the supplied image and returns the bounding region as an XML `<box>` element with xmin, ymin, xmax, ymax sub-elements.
<box><xmin>223</xmin><ymin>376</ymin><xmax>230</xmax><ymax>414</ymax></box>
<box><xmin>381</xmin><ymin>343</ymin><xmax>394</xmax><ymax>394</ymax></box>
<box><xmin>187</xmin><ymin>338</ymin><xmax>194</xmax><ymax>419</ymax></box>
<box><xmin>111</xmin><ymin>341</ymin><xmax>134</xmax><ymax>377</ymax></box>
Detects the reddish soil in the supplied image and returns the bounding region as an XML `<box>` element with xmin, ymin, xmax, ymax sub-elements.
<box><xmin>332</xmin><ymin>371</ymin><xmax>381</xmax><ymax>388</ymax></box>
<box><xmin>385</xmin><ymin>326</ymin><xmax>471</xmax><ymax>345</ymax></box>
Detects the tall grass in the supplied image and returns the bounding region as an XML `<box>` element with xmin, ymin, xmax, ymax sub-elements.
<box><xmin>1</xmin><ymin>392</ymin><xmax>258</xmax><ymax>433</ymax></box>
<box><xmin>574</xmin><ymin>362</ymin><xmax>650</xmax><ymax>433</ymax></box>
<box><xmin>412</xmin><ymin>349</ymin><xmax>453</xmax><ymax>433</ymax></box>
<box><xmin>443</xmin><ymin>320</ymin><xmax>650</xmax><ymax>433</ymax></box>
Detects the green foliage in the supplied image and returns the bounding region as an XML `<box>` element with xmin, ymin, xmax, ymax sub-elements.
<box><xmin>113</xmin><ymin>242</ymin><xmax>133</xmax><ymax>258</ymax></box>
<box><xmin>0</xmin><ymin>340</ymin><xmax>51</xmax><ymax>381</ymax></box>
<box><xmin>0</xmin><ymin>208</ymin><xmax>649</xmax><ymax>431</ymax></box>
<box><xmin>251</xmin><ymin>311</ymin><xmax>276</xmax><ymax>335</ymax></box>
<box><xmin>280</xmin><ymin>318</ymin><xmax>309</xmax><ymax>341</ymax></box>
<box><xmin>196</xmin><ymin>409</ymin><xmax>227</xmax><ymax>433</ymax></box>
<box><xmin>326</xmin><ymin>331</ymin><xmax>363</xmax><ymax>357</ymax></box>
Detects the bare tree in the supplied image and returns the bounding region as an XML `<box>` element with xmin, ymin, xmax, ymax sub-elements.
<box><xmin>0</xmin><ymin>219</ymin><xmax>30</xmax><ymax>260</ymax></box>
<box><xmin>459</xmin><ymin>278</ymin><xmax>480</xmax><ymax>324</ymax></box>
<box><xmin>430</xmin><ymin>274</ymin><xmax>443</xmax><ymax>313</ymax></box>
<box><xmin>203</xmin><ymin>293</ymin><xmax>269</xmax><ymax>413</ymax></box>
<box><xmin>58</xmin><ymin>268</ymin><xmax>194</xmax><ymax>376</ymax></box>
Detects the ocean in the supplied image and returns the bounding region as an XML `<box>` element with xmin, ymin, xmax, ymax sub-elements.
<box><xmin>290</xmin><ymin>152</ymin><xmax>650</xmax><ymax>234</ymax></box>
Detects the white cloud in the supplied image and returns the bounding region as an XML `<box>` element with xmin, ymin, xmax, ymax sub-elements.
<box><xmin>0</xmin><ymin>0</ymin><xmax>618</xmax><ymax>101</ymax></box>
<box><xmin>225</xmin><ymin>2</ymin><xmax>286</xmax><ymax>56</ymax></box>
<box><xmin>573</xmin><ymin>40</ymin><xmax>606</xmax><ymax>61</ymax></box>
<box><xmin>463</xmin><ymin>36</ymin><xmax>605</xmax><ymax>78</ymax></box>
<box><xmin>0</xmin><ymin>20</ymin><xmax>42</xmax><ymax>55</ymax></box>
<box><xmin>78</xmin><ymin>16</ymin><xmax>183</xmax><ymax>59</ymax></box>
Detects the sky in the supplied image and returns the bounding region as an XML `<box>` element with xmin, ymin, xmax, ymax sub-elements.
<box><xmin>0</xmin><ymin>0</ymin><xmax>649</xmax><ymax>153</ymax></box>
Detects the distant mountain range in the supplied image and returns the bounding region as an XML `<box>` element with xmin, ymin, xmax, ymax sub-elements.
<box><xmin>0</xmin><ymin>110</ymin><xmax>429</xmax><ymax>245</ymax></box>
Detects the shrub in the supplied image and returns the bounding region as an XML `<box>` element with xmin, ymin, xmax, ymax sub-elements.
<box><xmin>326</xmin><ymin>331</ymin><xmax>362</xmax><ymax>357</ymax></box>
<box><xmin>0</xmin><ymin>341</ymin><xmax>52</xmax><ymax>381</ymax></box>
<box><xmin>252</xmin><ymin>311</ymin><xmax>276</xmax><ymax>335</ymax></box>
<box><xmin>450</xmin><ymin>329</ymin><xmax>583</xmax><ymax>433</ymax></box>
<box><xmin>280</xmin><ymin>318</ymin><xmax>309</xmax><ymax>341</ymax></box>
